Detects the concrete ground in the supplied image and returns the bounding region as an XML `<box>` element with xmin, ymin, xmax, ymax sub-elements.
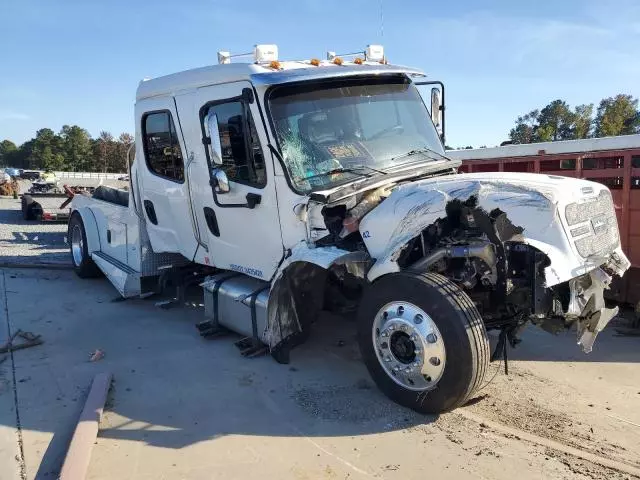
<box><xmin>0</xmin><ymin>267</ymin><xmax>639</xmax><ymax>480</ymax></box>
<box><xmin>0</xmin><ymin>197</ymin><xmax>69</xmax><ymax>266</ymax></box>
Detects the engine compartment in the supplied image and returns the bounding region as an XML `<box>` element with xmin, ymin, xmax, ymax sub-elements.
<box><xmin>311</xmin><ymin>182</ymin><xmax>611</xmax><ymax>341</ymax></box>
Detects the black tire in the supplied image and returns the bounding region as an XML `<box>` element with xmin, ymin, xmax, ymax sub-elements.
<box><xmin>68</xmin><ymin>213</ymin><xmax>101</xmax><ymax>278</ymax></box>
<box><xmin>357</xmin><ymin>271</ymin><xmax>489</xmax><ymax>414</ymax></box>
<box><xmin>21</xmin><ymin>195</ymin><xmax>35</xmax><ymax>220</ymax></box>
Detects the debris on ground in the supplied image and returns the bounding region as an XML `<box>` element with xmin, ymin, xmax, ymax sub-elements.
<box><xmin>89</xmin><ymin>349</ymin><xmax>105</xmax><ymax>362</ymax></box>
<box><xmin>0</xmin><ymin>329</ymin><xmax>43</xmax><ymax>354</ymax></box>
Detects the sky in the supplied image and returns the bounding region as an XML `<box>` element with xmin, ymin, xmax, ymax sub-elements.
<box><xmin>1</xmin><ymin>0</ymin><xmax>639</xmax><ymax>149</ymax></box>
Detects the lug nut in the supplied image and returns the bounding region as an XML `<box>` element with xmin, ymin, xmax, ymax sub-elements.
<box><xmin>414</xmin><ymin>348</ymin><xmax>421</xmax><ymax>354</ymax></box>
<box><xmin>414</xmin><ymin>314</ymin><xmax>423</xmax><ymax>324</ymax></box>
<box><xmin>429</xmin><ymin>357</ymin><xmax>441</xmax><ymax>366</ymax></box>
<box><xmin>397</xmin><ymin>306</ymin><xmax>404</xmax><ymax>316</ymax></box>
<box><xmin>410</xmin><ymin>333</ymin><xmax>418</xmax><ymax>341</ymax></box>
<box><xmin>426</xmin><ymin>333</ymin><xmax>438</xmax><ymax>344</ymax></box>
<box><xmin>381</xmin><ymin>331</ymin><xmax>389</xmax><ymax>338</ymax></box>
<box><xmin>393</xmin><ymin>366</ymin><xmax>400</xmax><ymax>372</ymax></box>
<box><xmin>405</xmin><ymin>367</ymin><xmax>412</xmax><ymax>373</ymax></box>
<box><xmin>385</xmin><ymin>355</ymin><xmax>392</xmax><ymax>362</ymax></box>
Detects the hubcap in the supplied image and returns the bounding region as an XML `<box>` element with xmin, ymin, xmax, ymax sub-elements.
<box><xmin>71</xmin><ymin>225</ymin><xmax>84</xmax><ymax>266</ymax></box>
<box><xmin>372</xmin><ymin>301</ymin><xmax>446</xmax><ymax>391</ymax></box>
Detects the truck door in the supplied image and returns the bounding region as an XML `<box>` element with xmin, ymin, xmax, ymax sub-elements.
<box><xmin>174</xmin><ymin>81</ymin><xmax>284</xmax><ymax>280</ymax></box>
<box><xmin>134</xmin><ymin>97</ymin><xmax>199</xmax><ymax>259</ymax></box>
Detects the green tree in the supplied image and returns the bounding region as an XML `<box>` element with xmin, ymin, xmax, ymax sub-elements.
<box><xmin>60</xmin><ymin>125</ymin><xmax>93</xmax><ymax>171</ymax></box>
<box><xmin>94</xmin><ymin>131</ymin><xmax>115</xmax><ymax>173</ymax></box>
<box><xmin>509</xmin><ymin>110</ymin><xmax>539</xmax><ymax>144</ymax></box>
<box><xmin>572</xmin><ymin>104</ymin><xmax>593</xmax><ymax>139</ymax></box>
<box><xmin>536</xmin><ymin>100</ymin><xmax>575</xmax><ymax>141</ymax></box>
<box><xmin>0</xmin><ymin>140</ymin><xmax>18</xmax><ymax>166</ymax></box>
<box><xmin>594</xmin><ymin>94</ymin><xmax>640</xmax><ymax>137</ymax></box>
<box><xmin>30</xmin><ymin>128</ymin><xmax>65</xmax><ymax>170</ymax></box>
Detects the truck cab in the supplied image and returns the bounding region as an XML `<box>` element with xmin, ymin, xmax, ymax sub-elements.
<box><xmin>68</xmin><ymin>44</ymin><xmax>630</xmax><ymax>414</ymax></box>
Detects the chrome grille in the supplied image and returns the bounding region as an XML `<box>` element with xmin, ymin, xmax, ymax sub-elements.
<box><xmin>565</xmin><ymin>190</ymin><xmax>614</xmax><ymax>226</ymax></box>
<box><xmin>566</xmin><ymin>190</ymin><xmax>619</xmax><ymax>258</ymax></box>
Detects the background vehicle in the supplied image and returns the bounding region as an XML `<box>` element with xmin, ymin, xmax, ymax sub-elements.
<box><xmin>20</xmin><ymin>170</ymin><xmax>41</xmax><ymax>181</ymax></box>
<box><xmin>4</xmin><ymin>167</ymin><xmax>21</xmax><ymax>178</ymax></box>
<box><xmin>67</xmin><ymin>44</ymin><xmax>629</xmax><ymax>414</ymax></box>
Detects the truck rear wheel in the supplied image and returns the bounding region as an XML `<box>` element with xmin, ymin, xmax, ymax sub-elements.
<box><xmin>357</xmin><ymin>272</ymin><xmax>489</xmax><ymax>414</ymax></box>
<box><xmin>68</xmin><ymin>214</ymin><xmax>101</xmax><ymax>278</ymax></box>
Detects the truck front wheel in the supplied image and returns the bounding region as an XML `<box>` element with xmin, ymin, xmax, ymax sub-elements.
<box><xmin>357</xmin><ymin>272</ymin><xmax>489</xmax><ymax>414</ymax></box>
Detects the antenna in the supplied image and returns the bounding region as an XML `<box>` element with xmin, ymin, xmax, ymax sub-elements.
<box><xmin>380</xmin><ymin>0</ymin><xmax>384</xmax><ymax>39</ymax></box>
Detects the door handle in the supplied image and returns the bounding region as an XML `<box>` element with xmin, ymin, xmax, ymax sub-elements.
<box><xmin>144</xmin><ymin>200</ymin><xmax>158</xmax><ymax>225</ymax></box>
<box><xmin>203</xmin><ymin>207</ymin><xmax>220</xmax><ymax>236</ymax></box>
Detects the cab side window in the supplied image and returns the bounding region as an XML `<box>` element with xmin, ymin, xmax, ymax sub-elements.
<box><xmin>143</xmin><ymin>111</ymin><xmax>184</xmax><ymax>182</ymax></box>
<box><xmin>204</xmin><ymin>102</ymin><xmax>266</xmax><ymax>187</ymax></box>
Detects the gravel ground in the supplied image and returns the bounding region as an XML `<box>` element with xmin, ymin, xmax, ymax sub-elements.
<box><xmin>0</xmin><ymin>196</ymin><xmax>70</xmax><ymax>266</ymax></box>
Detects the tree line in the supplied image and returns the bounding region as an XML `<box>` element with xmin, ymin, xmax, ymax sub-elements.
<box><xmin>509</xmin><ymin>94</ymin><xmax>640</xmax><ymax>144</ymax></box>
<box><xmin>0</xmin><ymin>127</ymin><xmax>133</xmax><ymax>173</ymax></box>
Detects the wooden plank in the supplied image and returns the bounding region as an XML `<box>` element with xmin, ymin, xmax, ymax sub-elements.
<box><xmin>59</xmin><ymin>372</ymin><xmax>112</xmax><ymax>480</ymax></box>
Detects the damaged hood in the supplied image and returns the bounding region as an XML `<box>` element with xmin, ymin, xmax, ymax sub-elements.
<box><xmin>360</xmin><ymin>172</ymin><xmax>629</xmax><ymax>284</ymax></box>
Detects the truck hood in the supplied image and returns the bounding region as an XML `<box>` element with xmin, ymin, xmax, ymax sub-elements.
<box><xmin>359</xmin><ymin>172</ymin><xmax>630</xmax><ymax>284</ymax></box>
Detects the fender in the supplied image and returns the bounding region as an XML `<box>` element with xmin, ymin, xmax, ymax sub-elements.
<box><xmin>70</xmin><ymin>206</ymin><xmax>102</xmax><ymax>255</ymax></box>
<box><xmin>263</xmin><ymin>242</ymin><xmax>369</xmax><ymax>355</ymax></box>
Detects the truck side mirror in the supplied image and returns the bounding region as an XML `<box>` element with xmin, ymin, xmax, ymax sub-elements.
<box><xmin>431</xmin><ymin>87</ymin><xmax>442</xmax><ymax>134</ymax></box>
<box><xmin>206</xmin><ymin>113</ymin><xmax>224</xmax><ymax>165</ymax></box>
<box><xmin>212</xmin><ymin>168</ymin><xmax>230</xmax><ymax>194</ymax></box>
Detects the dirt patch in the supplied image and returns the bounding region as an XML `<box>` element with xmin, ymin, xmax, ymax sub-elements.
<box><xmin>424</xmin><ymin>411</ymin><xmax>634</xmax><ymax>480</ymax></box>
<box><xmin>463</xmin><ymin>367</ymin><xmax>640</xmax><ymax>472</ymax></box>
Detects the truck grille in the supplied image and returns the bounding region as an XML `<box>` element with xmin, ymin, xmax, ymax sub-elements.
<box><xmin>565</xmin><ymin>190</ymin><xmax>619</xmax><ymax>258</ymax></box>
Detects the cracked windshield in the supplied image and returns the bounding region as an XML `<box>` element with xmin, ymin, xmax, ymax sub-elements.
<box><xmin>269</xmin><ymin>76</ymin><xmax>445</xmax><ymax>192</ymax></box>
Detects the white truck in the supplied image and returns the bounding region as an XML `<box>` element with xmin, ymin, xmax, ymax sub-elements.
<box><xmin>68</xmin><ymin>44</ymin><xmax>630</xmax><ymax>413</ymax></box>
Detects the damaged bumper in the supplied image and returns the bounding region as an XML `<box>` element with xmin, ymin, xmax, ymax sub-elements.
<box><xmin>568</xmin><ymin>252</ymin><xmax>630</xmax><ymax>353</ymax></box>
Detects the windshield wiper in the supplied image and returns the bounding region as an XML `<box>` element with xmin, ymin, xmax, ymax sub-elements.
<box><xmin>389</xmin><ymin>147</ymin><xmax>449</xmax><ymax>164</ymax></box>
<box><xmin>303</xmin><ymin>165</ymin><xmax>383</xmax><ymax>183</ymax></box>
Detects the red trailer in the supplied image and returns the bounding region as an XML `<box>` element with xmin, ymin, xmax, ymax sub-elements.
<box><xmin>448</xmin><ymin>134</ymin><xmax>640</xmax><ymax>306</ymax></box>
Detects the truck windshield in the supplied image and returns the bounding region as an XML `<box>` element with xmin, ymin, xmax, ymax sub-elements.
<box><xmin>268</xmin><ymin>75</ymin><xmax>445</xmax><ymax>193</ymax></box>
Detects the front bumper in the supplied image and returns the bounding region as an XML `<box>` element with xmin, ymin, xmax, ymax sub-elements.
<box><xmin>567</xmin><ymin>251</ymin><xmax>630</xmax><ymax>353</ymax></box>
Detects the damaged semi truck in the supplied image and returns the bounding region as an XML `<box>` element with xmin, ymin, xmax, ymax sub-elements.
<box><xmin>68</xmin><ymin>45</ymin><xmax>630</xmax><ymax>413</ymax></box>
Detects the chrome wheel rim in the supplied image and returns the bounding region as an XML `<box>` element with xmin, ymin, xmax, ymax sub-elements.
<box><xmin>71</xmin><ymin>225</ymin><xmax>84</xmax><ymax>266</ymax></box>
<box><xmin>372</xmin><ymin>301</ymin><xmax>446</xmax><ymax>391</ymax></box>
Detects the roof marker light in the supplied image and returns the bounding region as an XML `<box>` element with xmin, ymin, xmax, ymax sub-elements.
<box><xmin>310</xmin><ymin>58</ymin><xmax>321</xmax><ymax>66</ymax></box>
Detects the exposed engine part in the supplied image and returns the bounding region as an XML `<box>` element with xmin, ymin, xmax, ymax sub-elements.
<box><xmin>410</xmin><ymin>242</ymin><xmax>496</xmax><ymax>274</ymax></box>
